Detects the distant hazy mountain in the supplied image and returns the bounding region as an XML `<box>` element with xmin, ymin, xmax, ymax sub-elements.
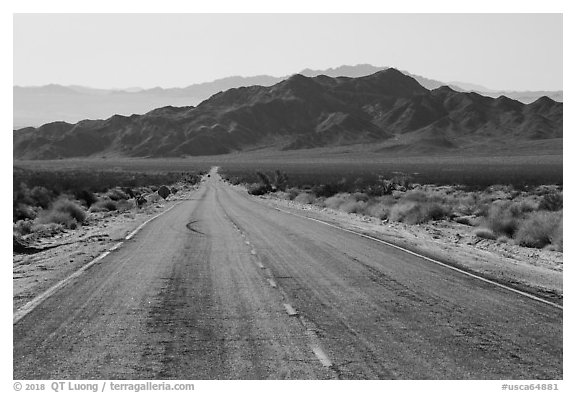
<box><xmin>13</xmin><ymin>64</ymin><xmax>562</xmax><ymax>129</ymax></box>
<box><xmin>14</xmin><ymin>69</ymin><xmax>562</xmax><ymax>160</ymax></box>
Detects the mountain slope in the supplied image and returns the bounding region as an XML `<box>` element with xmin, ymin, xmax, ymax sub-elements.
<box><xmin>14</xmin><ymin>64</ymin><xmax>562</xmax><ymax>129</ymax></box>
<box><xmin>13</xmin><ymin>69</ymin><xmax>562</xmax><ymax>160</ymax></box>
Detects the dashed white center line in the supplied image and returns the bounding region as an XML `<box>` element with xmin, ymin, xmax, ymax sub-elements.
<box><xmin>283</xmin><ymin>303</ymin><xmax>298</xmax><ymax>316</ymax></box>
<box><xmin>311</xmin><ymin>345</ymin><xmax>333</xmax><ymax>368</ymax></box>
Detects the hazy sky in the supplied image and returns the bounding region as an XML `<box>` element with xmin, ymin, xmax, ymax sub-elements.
<box><xmin>13</xmin><ymin>13</ymin><xmax>563</xmax><ymax>91</ymax></box>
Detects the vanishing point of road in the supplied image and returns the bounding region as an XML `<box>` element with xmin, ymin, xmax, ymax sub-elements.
<box><xmin>13</xmin><ymin>168</ymin><xmax>562</xmax><ymax>379</ymax></box>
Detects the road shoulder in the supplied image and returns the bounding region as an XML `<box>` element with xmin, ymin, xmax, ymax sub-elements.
<box><xmin>255</xmin><ymin>193</ymin><xmax>562</xmax><ymax>304</ymax></box>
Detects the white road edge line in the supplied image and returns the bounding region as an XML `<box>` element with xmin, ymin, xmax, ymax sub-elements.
<box><xmin>14</xmin><ymin>202</ymin><xmax>183</xmax><ymax>325</ymax></box>
<box><xmin>109</xmin><ymin>242</ymin><xmax>124</xmax><ymax>251</ymax></box>
<box><xmin>125</xmin><ymin>203</ymin><xmax>181</xmax><ymax>240</ymax></box>
<box><xmin>283</xmin><ymin>303</ymin><xmax>298</xmax><ymax>316</ymax></box>
<box><xmin>274</xmin><ymin>207</ymin><xmax>562</xmax><ymax>310</ymax></box>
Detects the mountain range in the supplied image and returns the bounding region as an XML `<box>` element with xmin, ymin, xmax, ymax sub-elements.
<box><xmin>13</xmin><ymin>64</ymin><xmax>562</xmax><ymax>129</ymax></box>
<box><xmin>13</xmin><ymin>68</ymin><xmax>562</xmax><ymax>160</ymax></box>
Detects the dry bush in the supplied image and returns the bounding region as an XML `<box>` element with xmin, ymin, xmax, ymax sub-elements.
<box><xmin>551</xmin><ymin>218</ymin><xmax>563</xmax><ymax>251</ymax></box>
<box><xmin>340</xmin><ymin>200</ymin><xmax>368</xmax><ymax>214</ymax></box>
<box><xmin>106</xmin><ymin>188</ymin><xmax>130</xmax><ymax>201</ymax></box>
<box><xmin>365</xmin><ymin>203</ymin><xmax>390</xmax><ymax>220</ymax></box>
<box><xmin>116</xmin><ymin>199</ymin><xmax>134</xmax><ymax>211</ymax></box>
<box><xmin>294</xmin><ymin>192</ymin><xmax>316</xmax><ymax>204</ymax></box>
<box><xmin>389</xmin><ymin>201</ymin><xmax>449</xmax><ymax>224</ymax></box>
<box><xmin>247</xmin><ymin>183</ymin><xmax>270</xmax><ymax>196</ymax></box>
<box><xmin>36</xmin><ymin>198</ymin><xmax>87</xmax><ymax>229</ymax></box>
<box><xmin>481</xmin><ymin>203</ymin><xmax>519</xmax><ymax>237</ymax></box>
<box><xmin>323</xmin><ymin>194</ymin><xmax>350</xmax><ymax>210</ymax></box>
<box><xmin>13</xmin><ymin>219</ymin><xmax>34</xmax><ymax>236</ymax></box>
<box><xmin>286</xmin><ymin>187</ymin><xmax>300</xmax><ymax>200</ymax></box>
<box><xmin>89</xmin><ymin>199</ymin><xmax>118</xmax><ymax>212</ymax></box>
<box><xmin>539</xmin><ymin>192</ymin><xmax>563</xmax><ymax>211</ymax></box>
<box><xmin>514</xmin><ymin>211</ymin><xmax>562</xmax><ymax>249</ymax></box>
<box><xmin>473</xmin><ymin>228</ymin><xmax>497</xmax><ymax>240</ymax></box>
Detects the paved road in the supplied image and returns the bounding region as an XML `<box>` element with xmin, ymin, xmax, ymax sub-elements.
<box><xmin>14</xmin><ymin>169</ymin><xmax>562</xmax><ymax>379</ymax></box>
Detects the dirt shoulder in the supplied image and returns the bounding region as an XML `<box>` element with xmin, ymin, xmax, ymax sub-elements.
<box><xmin>258</xmin><ymin>193</ymin><xmax>562</xmax><ymax>304</ymax></box>
<box><xmin>13</xmin><ymin>185</ymin><xmax>200</xmax><ymax>312</ymax></box>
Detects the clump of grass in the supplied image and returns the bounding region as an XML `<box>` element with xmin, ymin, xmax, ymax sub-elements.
<box><xmin>514</xmin><ymin>211</ymin><xmax>562</xmax><ymax>249</ymax></box>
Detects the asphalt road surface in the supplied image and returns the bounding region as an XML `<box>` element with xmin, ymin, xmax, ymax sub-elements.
<box><xmin>14</xmin><ymin>169</ymin><xmax>562</xmax><ymax>379</ymax></box>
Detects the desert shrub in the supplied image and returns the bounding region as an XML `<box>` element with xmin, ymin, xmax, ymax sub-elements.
<box><xmin>551</xmin><ymin>218</ymin><xmax>563</xmax><ymax>251</ymax></box>
<box><xmin>29</xmin><ymin>186</ymin><xmax>55</xmax><ymax>209</ymax></box>
<box><xmin>391</xmin><ymin>173</ymin><xmax>413</xmax><ymax>190</ymax></box>
<box><xmin>481</xmin><ymin>203</ymin><xmax>519</xmax><ymax>237</ymax></box>
<box><xmin>272</xmin><ymin>170</ymin><xmax>289</xmax><ymax>191</ymax></box>
<box><xmin>73</xmin><ymin>189</ymin><xmax>98</xmax><ymax>207</ymax></box>
<box><xmin>340</xmin><ymin>200</ymin><xmax>367</xmax><ymax>214</ymax></box>
<box><xmin>14</xmin><ymin>203</ymin><xmax>37</xmax><ymax>221</ymax></box>
<box><xmin>402</xmin><ymin>190</ymin><xmax>428</xmax><ymax>203</ymax></box>
<box><xmin>539</xmin><ymin>192</ymin><xmax>563</xmax><ymax>211</ymax></box>
<box><xmin>37</xmin><ymin>210</ymin><xmax>77</xmax><ymax>228</ymax></box>
<box><xmin>273</xmin><ymin>191</ymin><xmax>291</xmax><ymax>200</ymax></box>
<box><xmin>107</xmin><ymin>188</ymin><xmax>129</xmax><ymax>201</ymax></box>
<box><xmin>473</xmin><ymin>228</ymin><xmax>497</xmax><ymax>240</ymax></box>
<box><xmin>256</xmin><ymin>172</ymin><xmax>272</xmax><ymax>190</ymax></box>
<box><xmin>116</xmin><ymin>199</ymin><xmax>134</xmax><ymax>211</ymax></box>
<box><xmin>14</xmin><ymin>219</ymin><xmax>34</xmax><ymax>236</ymax></box>
<box><xmin>54</xmin><ymin>198</ymin><xmax>87</xmax><ymax>222</ymax></box>
<box><xmin>514</xmin><ymin>211</ymin><xmax>562</xmax><ymax>249</ymax></box>
<box><xmin>426</xmin><ymin>203</ymin><xmax>450</xmax><ymax>221</ymax></box>
<box><xmin>509</xmin><ymin>200</ymin><xmax>538</xmax><ymax>216</ymax></box>
<box><xmin>324</xmin><ymin>194</ymin><xmax>350</xmax><ymax>210</ymax></box>
<box><xmin>248</xmin><ymin>183</ymin><xmax>270</xmax><ymax>196</ymax></box>
<box><xmin>352</xmin><ymin>192</ymin><xmax>370</xmax><ymax>202</ymax></box>
<box><xmin>389</xmin><ymin>201</ymin><xmax>450</xmax><ymax>224</ymax></box>
<box><xmin>37</xmin><ymin>198</ymin><xmax>86</xmax><ymax>228</ymax></box>
<box><xmin>89</xmin><ymin>199</ymin><xmax>118</xmax><ymax>212</ymax></box>
<box><xmin>294</xmin><ymin>192</ymin><xmax>316</xmax><ymax>204</ymax></box>
<box><xmin>497</xmin><ymin>236</ymin><xmax>511</xmax><ymax>244</ymax></box>
<box><xmin>286</xmin><ymin>187</ymin><xmax>300</xmax><ymax>200</ymax></box>
<box><xmin>312</xmin><ymin>183</ymin><xmax>341</xmax><ymax>198</ymax></box>
<box><xmin>365</xmin><ymin>203</ymin><xmax>390</xmax><ymax>220</ymax></box>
